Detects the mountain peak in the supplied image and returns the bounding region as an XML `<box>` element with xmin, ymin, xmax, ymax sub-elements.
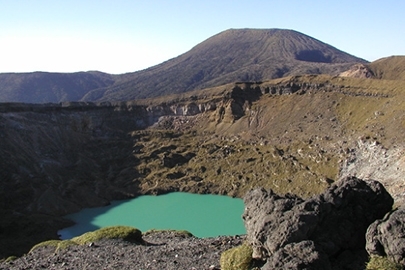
<box><xmin>0</xmin><ymin>28</ymin><xmax>367</xmax><ymax>103</ymax></box>
<box><xmin>91</xmin><ymin>28</ymin><xmax>365</xmax><ymax>101</ymax></box>
<box><xmin>195</xmin><ymin>28</ymin><xmax>364</xmax><ymax>64</ymax></box>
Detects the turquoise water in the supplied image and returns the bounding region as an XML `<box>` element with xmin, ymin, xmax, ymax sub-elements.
<box><xmin>59</xmin><ymin>192</ymin><xmax>246</xmax><ymax>239</ymax></box>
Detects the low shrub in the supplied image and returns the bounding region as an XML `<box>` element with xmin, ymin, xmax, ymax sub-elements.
<box><xmin>72</xmin><ymin>226</ymin><xmax>142</xmax><ymax>245</ymax></box>
<box><xmin>29</xmin><ymin>226</ymin><xmax>142</xmax><ymax>253</ymax></box>
<box><xmin>30</xmin><ymin>240</ymin><xmax>63</xmax><ymax>253</ymax></box>
<box><xmin>220</xmin><ymin>243</ymin><xmax>253</xmax><ymax>270</ymax></box>
<box><xmin>4</xmin><ymin>256</ymin><xmax>18</xmax><ymax>262</ymax></box>
<box><xmin>366</xmin><ymin>255</ymin><xmax>403</xmax><ymax>270</ymax></box>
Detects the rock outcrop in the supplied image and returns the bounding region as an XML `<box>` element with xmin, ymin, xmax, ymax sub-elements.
<box><xmin>366</xmin><ymin>206</ymin><xmax>405</xmax><ymax>265</ymax></box>
<box><xmin>243</xmin><ymin>176</ymin><xmax>393</xmax><ymax>269</ymax></box>
<box><xmin>339</xmin><ymin>63</ymin><xmax>374</xmax><ymax>78</ymax></box>
<box><xmin>340</xmin><ymin>139</ymin><xmax>405</xmax><ymax>204</ymax></box>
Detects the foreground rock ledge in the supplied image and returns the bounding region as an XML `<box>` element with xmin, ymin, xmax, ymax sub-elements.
<box><xmin>0</xmin><ymin>231</ymin><xmax>244</xmax><ymax>270</ymax></box>
<box><xmin>243</xmin><ymin>176</ymin><xmax>394</xmax><ymax>269</ymax></box>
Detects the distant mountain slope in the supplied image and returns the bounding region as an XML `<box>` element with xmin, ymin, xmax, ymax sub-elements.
<box><xmin>367</xmin><ymin>56</ymin><xmax>405</xmax><ymax>80</ymax></box>
<box><xmin>0</xmin><ymin>28</ymin><xmax>367</xmax><ymax>103</ymax></box>
<box><xmin>0</xmin><ymin>71</ymin><xmax>116</xmax><ymax>103</ymax></box>
<box><xmin>83</xmin><ymin>28</ymin><xmax>367</xmax><ymax>101</ymax></box>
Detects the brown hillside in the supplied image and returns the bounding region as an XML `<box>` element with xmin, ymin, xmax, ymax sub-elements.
<box><xmin>0</xmin><ymin>71</ymin><xmax>115</xmax><ymax>103</ymax></box>
<box><xmin>0</xmin><ymin>28</ymin><xmax>367</xmax><ymax>103</ymax></box>
<box><xmin>367</xmin><ymin>55</ymin><xmax>405</xmax><ymax>80</ymax></box>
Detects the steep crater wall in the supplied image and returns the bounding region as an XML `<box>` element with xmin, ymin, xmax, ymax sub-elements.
<box><xmin>1</xmin><ymin>76</ymin><xmax>403</xmax><ymax>258</ymax></box>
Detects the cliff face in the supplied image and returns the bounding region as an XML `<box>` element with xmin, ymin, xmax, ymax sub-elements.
<box><xmin>339</xmin><ymin>139</ymin><xmax>405</xmax><ymax>203</ymax></box>
<box><xmin>1</xmin><ymin>105</ymin><xmax>137</xmax><ymax>215</ymax></box>
<box><xmin>0</xmin><ymin>97</ymin><xmax>237</xmax><ymax>216</ymax></box>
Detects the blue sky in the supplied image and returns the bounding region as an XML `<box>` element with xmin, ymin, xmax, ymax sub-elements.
<box><xmin>0</xmin><ymin>0</ymin><xmax>404</xmax><ymax>74</ymax></box>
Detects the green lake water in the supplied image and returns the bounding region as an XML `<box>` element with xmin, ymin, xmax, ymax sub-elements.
<box><xmin>59</xmin><ymin>192</ymin><xmax>246</xmax><ymax>239</ymax></box>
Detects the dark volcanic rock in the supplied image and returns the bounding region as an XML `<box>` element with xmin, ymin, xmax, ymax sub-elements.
<box><xmin>266</xmin><ymin>241</ymin><xmax>332</xmax><ymax>270</ymax></box>
<box><xmin>366</xmin><ymin>206</ymin><xmax>405</xmax><ymax>265</ymax></box>
<box><xmin>243</xmin><ymin>176</ymin><xmax>393</xmax><ymax>269</ymax></box>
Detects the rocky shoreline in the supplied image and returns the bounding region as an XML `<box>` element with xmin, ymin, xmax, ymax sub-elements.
<box><xmin>1</xmin><ymin>231</ymin><xmax>244</xmax><ymax>270</ymax></box>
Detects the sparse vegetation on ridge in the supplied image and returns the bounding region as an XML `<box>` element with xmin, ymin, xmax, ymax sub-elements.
<box><xmin>368</xmin><ymin>56</ymin><xmax>405</xmax><ymax>81</ymax></box>
<box><xmin>30</xmin><ymin>226</ymin><xmax>142</xmax><ymax>253</ymax></box>
<box><xmin>71</xmin><ymin>226</ymin><xmax>143</xmax><ymax>245</ymax></box>
<box><xmin>29</xmin><ymin>239</ymin><xmax>77</xmax><ymax>253</ymax></box>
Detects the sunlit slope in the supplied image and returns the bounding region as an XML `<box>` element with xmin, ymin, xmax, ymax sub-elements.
<box><xmin>368</xmin><ymin>56</ymin><xmax>405</xmax><ymax>80</ymax></box>
<box><xmin>85</xmin><ymin>29</ymin><xmax>366</xmax><ymax>101</ymax></box>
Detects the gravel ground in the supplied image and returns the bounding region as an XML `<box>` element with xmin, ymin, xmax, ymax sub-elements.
<box><xmin>0</xmin><ymin>231</ymin><xmax>245</xmax><ymax>270</ymax></box>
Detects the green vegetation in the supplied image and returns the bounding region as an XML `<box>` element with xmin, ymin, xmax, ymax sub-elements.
<box><xmin>71</xmin><ymin>226</ymin><xmax>142</xmax><ymax>245</ymax></box>
<box><xmin>29</xmin><ymin>227</ymin><xmax>196</xmax><ymax>256</ymax></box>
<box><xmin>220</xmin><ymin>243</ymin><xmax>253</xmax><ymax>270</ymax></box>
<box><xmin>30</xmin><ymin>226</ymin><xmax>142</xmax><ymax>254</ymax></box>
<box><xmin>132</xmin><ymin>129</ymin><xmax>333</xmax><ymax>198</ymax></box>
<box><xmin>30</xmin><ymin>240</ymin><xmax>77</xmax><ymax>253</ymax></box>
<box><xmin>4</xmin><ymin>256</ymin><xmax>18</xmax><ymax>263</ymax></box>
<box><xmin>366</xmin><ymin>255</ymin><xmax>404</xmax><ymax>270</ymax></box>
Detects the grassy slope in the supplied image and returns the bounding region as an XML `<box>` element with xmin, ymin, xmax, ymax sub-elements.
<box><xmin>128</xmin><ymin>75</ymin><xmax>405</xmax><ymax>199</ymax></box>
<box><xmin>368</xmin><ymin>56</ymin><xmax>405</xmax><ymax>81</ymax></box>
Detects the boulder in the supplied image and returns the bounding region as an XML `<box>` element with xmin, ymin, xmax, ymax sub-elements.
<box><xmin>339</xmin><ymin>63</ymin><xmax>374</xmax><ymax>78</ymax></box>
<box><xmin>366</xmin><ymin>206</ymin><xmax>405</xmax><ymax>265</ymax></box>
<box><xmin>264</xmin><ymin>241</ymin><xmax>332</xmax><ymax>270</ymax></box>
<box><xmin>243</xmin><ymin>176</ymin><xmax>393</xmax><ymax>269</ymax></box>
